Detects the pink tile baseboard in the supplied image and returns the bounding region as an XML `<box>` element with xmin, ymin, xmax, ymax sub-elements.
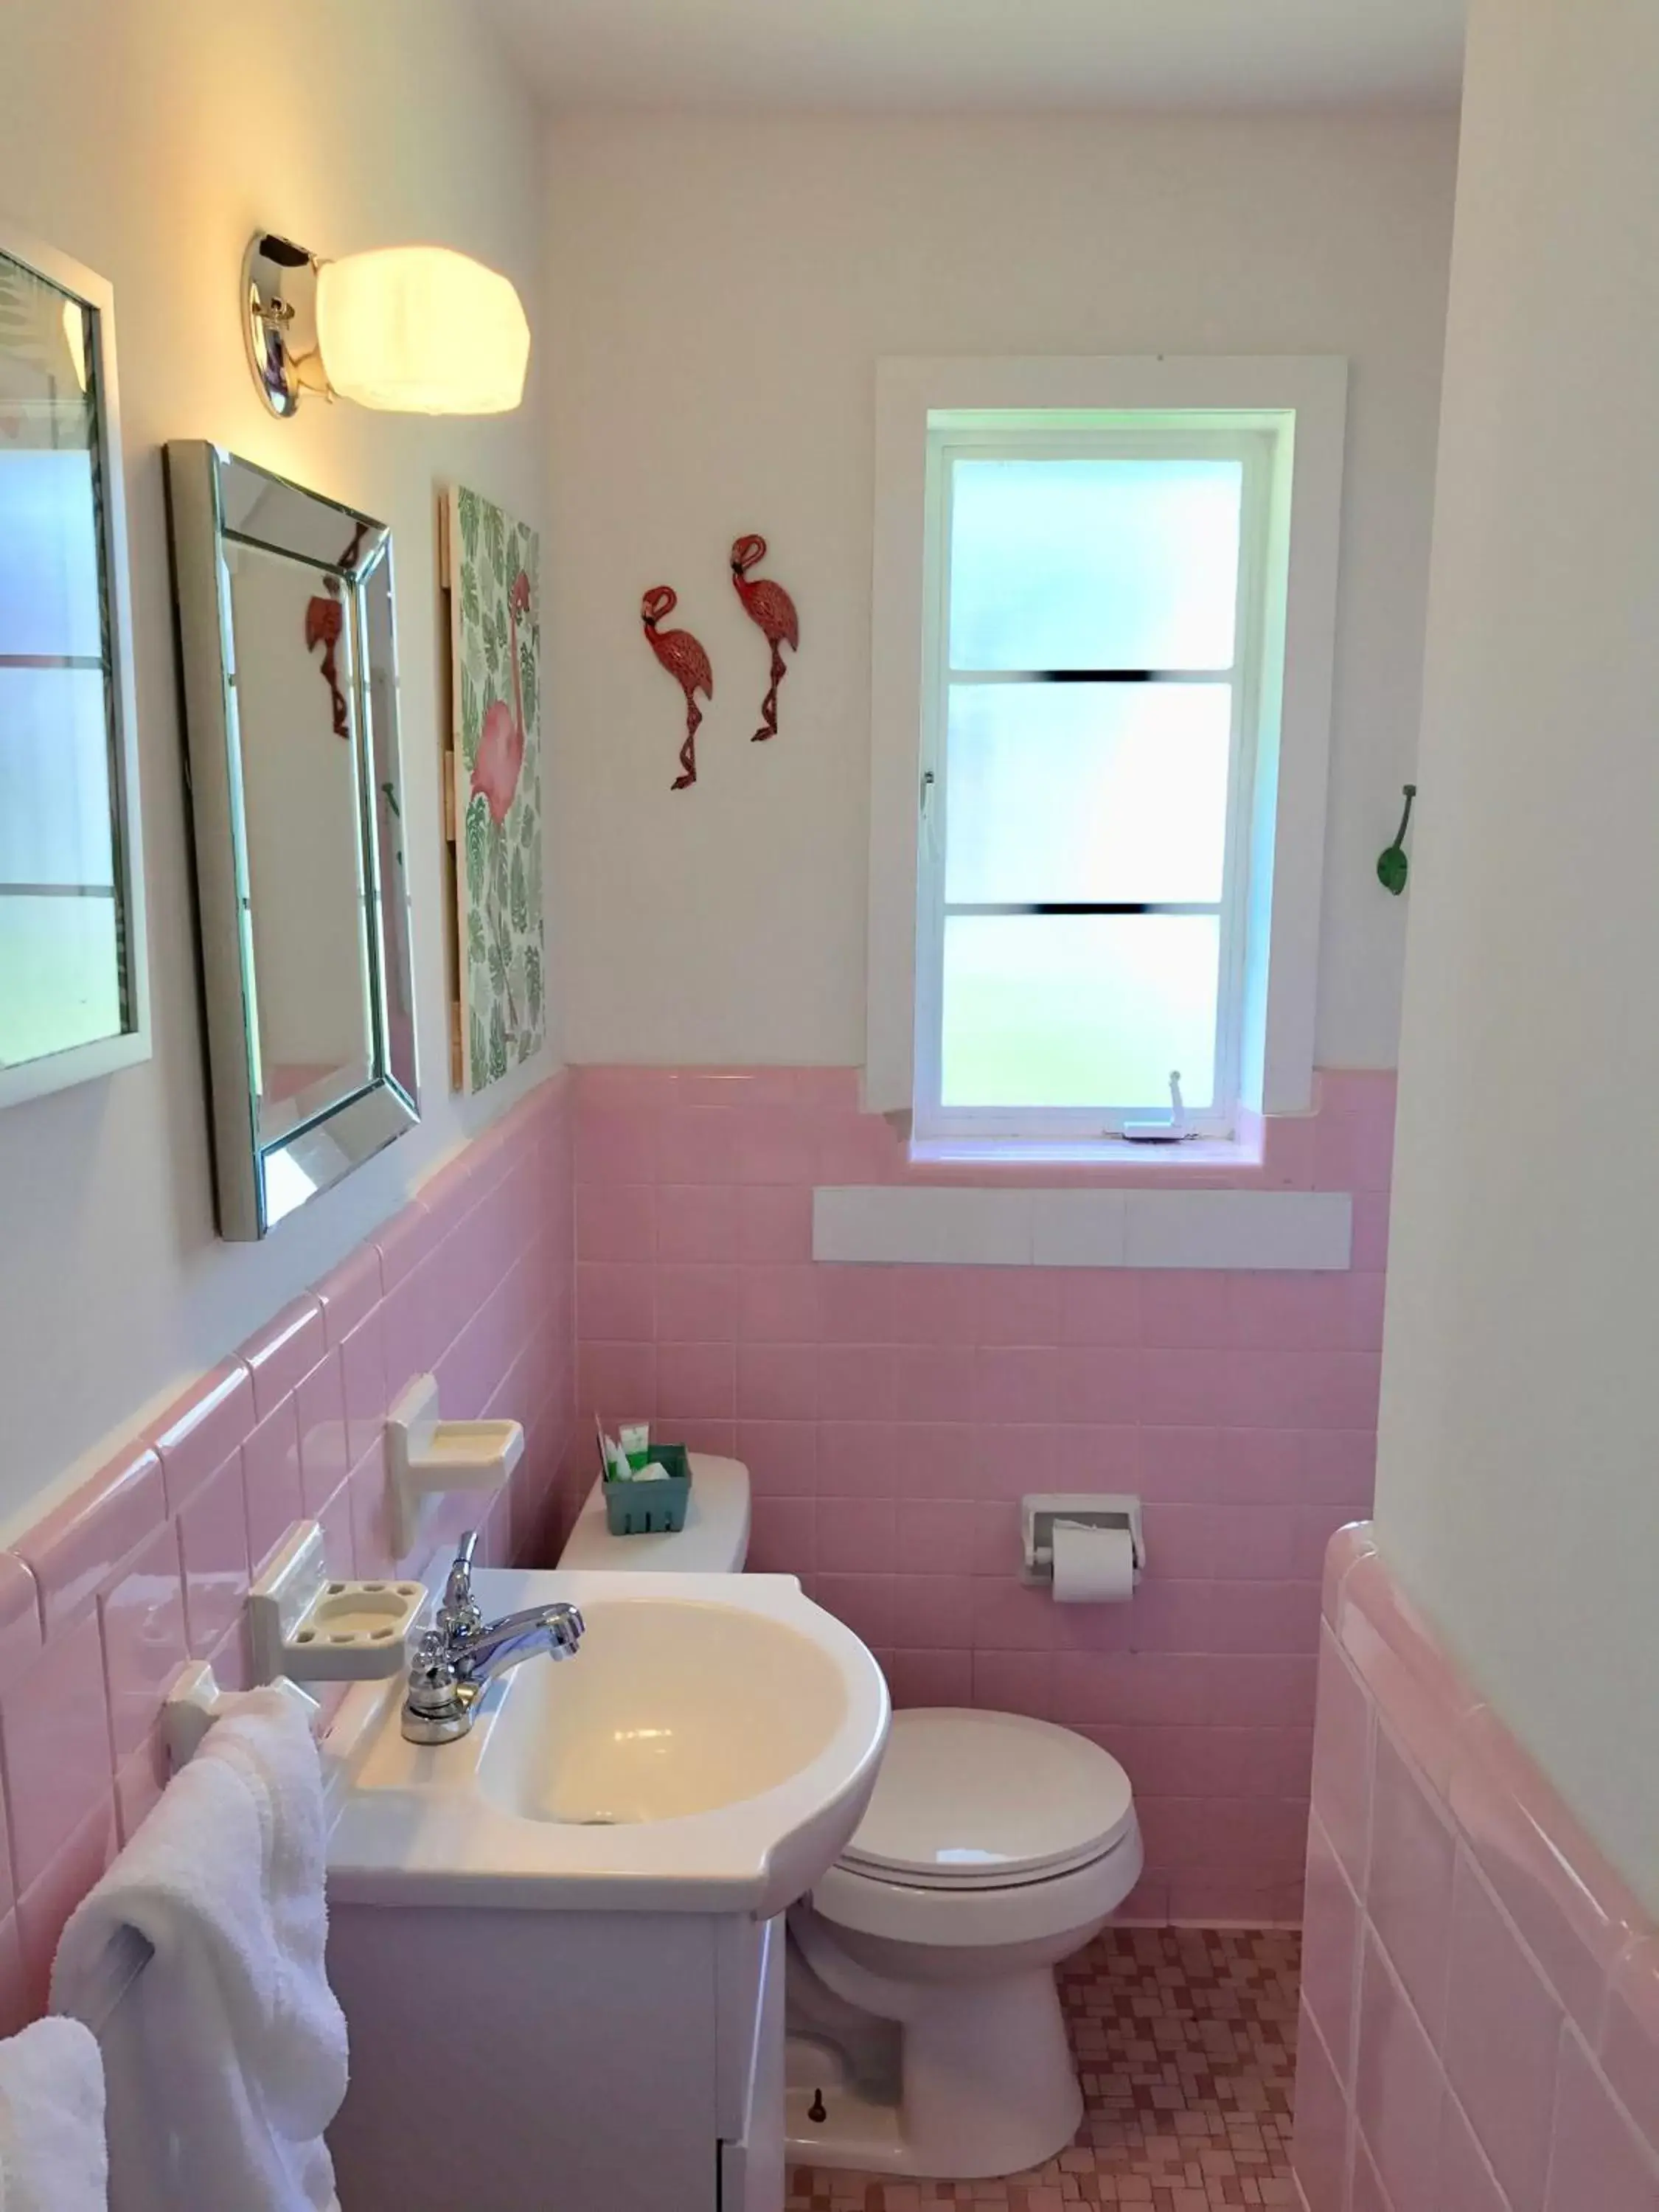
<box><xmin>0</xmin><ymin>1071</ymin><xmax>577</xmax><ymax>2034</ymax></box>
<box><xmin>573</xmin><ymin>1063</ymin><xmax>1396</xmax><ymax>1921</ymax></box>
<box><xmin>1296</xmin><ymin>1523</ymin><xmax>1659</xmax><ymax>2211</ymax></box>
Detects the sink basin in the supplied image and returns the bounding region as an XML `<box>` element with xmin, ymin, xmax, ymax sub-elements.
<box><xmin>325</xmin><ymin>1570</ymin><xmax>890</xmax><ymax>1916</ymax></box>
<box><xmin>478</xmin><ymin>1598</ymin><xmax>850</xmax><ymax>1826</ymax></box>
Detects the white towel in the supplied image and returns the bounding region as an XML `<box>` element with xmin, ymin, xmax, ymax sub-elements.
<box><xmin>0</xmin><ymin>2015</ymin><xmax>107</xmax><ymax>2209</ymax></box>
<box><xmin>50</xmin><ymin>1688</ymin><xmax>348</xmax><ymax>2212</ymax></box>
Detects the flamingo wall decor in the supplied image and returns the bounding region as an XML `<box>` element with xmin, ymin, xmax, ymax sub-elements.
<box><xmin>641</xmin><ymin>585</ymin><xmax>714</xmax><ymax>790</ymax></box>
<box><xmin>445</xmin><ymin>484</ymin><xmax>547</xmax><ymax>1093</ymax></box>
<box><xmin>731</xmin><ymin>533</ymin><xmax>799</xmax><ymax>744</ymax></box>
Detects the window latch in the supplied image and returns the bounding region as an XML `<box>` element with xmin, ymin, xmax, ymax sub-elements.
<box><xmin>919</xmin><ymin>768</ymin><xmax>936</xmax><ymax>813</ymax></box>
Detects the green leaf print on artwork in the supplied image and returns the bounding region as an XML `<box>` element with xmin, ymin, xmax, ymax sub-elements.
<box><xmin>460</xmin><ymin>669</ymin><xmax>481</xmax><ymax>771</ymax></box>
<box><xmin>451</xmin><ymin>487</ymin><xmax>545</xmax><ymax>1093</ymax></box>
<box><xmin>465</xmin><ymin>793</ymin><xmax>490</xmax><ymax>890</ymax></box>
<box><xmin>519</xmin><ymin>638</ymin><xmax>538</xmax><ymax>740</ymax></box>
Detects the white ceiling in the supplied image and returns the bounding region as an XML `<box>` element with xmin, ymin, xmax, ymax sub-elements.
<box><xmin>479</xmin><ymin>0</ymin><xmax>1466</xmax><ymax>113</ymax></box>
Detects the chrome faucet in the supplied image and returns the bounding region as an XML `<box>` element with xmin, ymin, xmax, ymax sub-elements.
<box><xmin>401</xmin><ymin>1531</ymin><xmax>584</xmax><ymax>1745</ymax></box>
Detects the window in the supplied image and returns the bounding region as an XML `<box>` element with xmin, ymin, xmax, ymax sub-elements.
<box><xmin>921</xmin><ymin>427</ymin><xmax>1267</xmax><ymax>1138</ymax></box>
<box><xmin>868</xmin><ymin>359</ymin><xmax>1348</xmax><ymax>1150</ymax></box>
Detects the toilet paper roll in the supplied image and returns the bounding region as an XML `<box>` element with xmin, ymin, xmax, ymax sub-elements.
<box><xmin>1050</xmin><ymin>1520</ymin><xmax>1136</xmax><ymax>1604</ymax></box>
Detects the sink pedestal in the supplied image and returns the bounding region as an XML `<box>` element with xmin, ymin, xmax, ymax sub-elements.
<box><xmin>327</xmin><ymin>1899</ymin><xmax>785</xmax><ymax>2212</ymax></box>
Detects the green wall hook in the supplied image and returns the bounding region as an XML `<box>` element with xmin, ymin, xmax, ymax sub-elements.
<box><xmin>1377</xmin><ymin>784</ymin><xmax>1417</xmax><ymax>896</ymax></box>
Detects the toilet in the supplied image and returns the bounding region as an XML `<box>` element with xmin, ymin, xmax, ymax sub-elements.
<box><xmin>558</xmin><ymin>1454</ymin><xmax>1143</xmax><ymax>2180</ymax></box>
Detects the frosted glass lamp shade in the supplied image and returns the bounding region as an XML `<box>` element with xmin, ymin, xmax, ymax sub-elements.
<box><xmin>314</xmin><ymin>247</ymin><xmax>529</xmax><ymax>415</ymax></box>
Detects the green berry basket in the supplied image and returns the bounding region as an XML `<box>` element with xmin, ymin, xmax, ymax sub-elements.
<box><xmin>603</xmin><ymin>1442</ymin><xmax>693</xmax><ymax>1537</ymax></box>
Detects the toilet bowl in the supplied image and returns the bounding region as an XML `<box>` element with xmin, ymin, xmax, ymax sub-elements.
<box><xmin>787</xmin><ymin>1705</ymin><xmax>1141</xmax><ymax>2177</ymax></box>
<box><xmin>557</xmin><ymin>1454</ymin><xmax>1141</xmax><ymax>2180</ymax></box>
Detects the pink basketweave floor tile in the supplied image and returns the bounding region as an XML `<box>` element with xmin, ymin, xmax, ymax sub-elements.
<box><xmin>789</xmin><ymin>1927</ymin><xmax>1300</xmax><ymax>2210</ymax></box>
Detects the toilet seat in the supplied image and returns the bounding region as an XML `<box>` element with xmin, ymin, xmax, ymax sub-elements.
<box><xmin>811</xmin><ymin>1820</ymin><xmax>1144</xmax><ymax>1952</ymax></box>
<box><xmin>835</xmin><ymin>1708</ymin><xmax>1135</xmax><ymax>1891</ymax></box>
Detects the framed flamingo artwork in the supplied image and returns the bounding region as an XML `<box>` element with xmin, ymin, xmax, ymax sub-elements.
<box><xmin>442</xmin><ymin>485</ymin><xmax>546</xmax><ymax>1093</ymax></box>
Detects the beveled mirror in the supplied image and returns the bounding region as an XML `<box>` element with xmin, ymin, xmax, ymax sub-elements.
<box><xmin>0</xmin><ymin>221</ymin><xmax>149</xmax><ymax>1107</ymax></box>
<box><xmin>166</xmin><ymin>443</ymin><xmax>417</xmax><ymax>1239</ymax></box>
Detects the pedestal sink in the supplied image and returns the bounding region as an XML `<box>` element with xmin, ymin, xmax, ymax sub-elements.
<box><xmin>325</xmin><ymin>1568</ymin><xmax>890</xmax><ymax>1913</ymax></box>
<box><xmin>477</xmin><ymin>1596</ymin><xmax>856</xmax><ymax>1827</ymax></box>
<box><xmin>324</xmin><ymin>1569</ymin><xmax>890</xmax><ymax>2212</ymax></box>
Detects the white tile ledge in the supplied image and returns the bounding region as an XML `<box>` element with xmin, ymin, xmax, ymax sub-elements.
<box><xmin>813</xmin><ymin>1185</ymin><xmax>1352</xmax><ymax>1271</ymax></box>
<box><xmin>907</xmin><ymin>1135</ymin><xmax>1262</xmax><ymax>1171</ymax></box>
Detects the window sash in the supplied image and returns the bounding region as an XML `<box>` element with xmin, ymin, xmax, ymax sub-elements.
<box><xmin>914</xmin><ymin>425</ymin><xmax>1273</xmax><ymax>1140</ymax></box>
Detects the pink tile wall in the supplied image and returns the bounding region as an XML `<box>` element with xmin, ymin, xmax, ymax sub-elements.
<box><xmin>571</xmin><ymin>1063</ymin><xmax>1396</xmax><ymax>1926</ymax></box>
<box><xmin>1295</xmin><ymin>1524</ymin><xmax>1659</xmax><ymax>2212</ymax></box>
<box><xmin>0</xmin><ymin>1072</ymin><xmax>576</xmax><ymax>2034</ymax></box>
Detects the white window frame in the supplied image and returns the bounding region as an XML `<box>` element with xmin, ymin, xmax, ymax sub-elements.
<box><xmin>0</xmin><ymin>220</ymin><xmax>150</xmax><ymax>1112</ymax></box>
<box><xmin>866</xmin><ymin>357</ymin><xmax>1349</xmax><ymax>1148</ymax></box>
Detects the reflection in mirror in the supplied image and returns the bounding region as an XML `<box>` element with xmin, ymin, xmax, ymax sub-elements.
<box><xmin>166</xmin><ymin>445</ymin><xmax>417</xmax><ymax>1239</ymax></box>
<box><xmin>0</xmin><ymin>230</ymin><xmax>147</xmax><ymax>1105</ymax></box>
<box><xmin>225</xmin><ymin>540</ymin><xmax>375</xmax><ymax>1144</ymax></box>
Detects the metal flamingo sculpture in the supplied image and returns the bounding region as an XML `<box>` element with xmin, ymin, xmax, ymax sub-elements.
<box><xmin>641</xmin><ymin>585</ymin><xmax>714</xmax><ymax>790</ymax></box>
<box><xmin>731</xmin><ymin>534</ymin><xmax>799</xmax><ymax>744</ymax></box>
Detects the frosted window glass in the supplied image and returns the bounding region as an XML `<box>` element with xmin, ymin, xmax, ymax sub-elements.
<box><xmin>0</xmin><ymin>893</ymin><xmax>121</xmax><ymax>1065</ymax></box>
<box><xmin>0</xmin><ymin>668</ymin><xmax>116</xmax><ymax>887</ymax></box>
<box><xmin>0</xmin><ymin>265</ymin><xmax>104</xmax><ymax>662</ymax></box>
<box><xmin>945</xmin><ymin>681</ymin><xmax>1232</xmax><ymax>906</ymax></box>
<box><xmin>949</xmin><ymin>458</ymin><xmax>1242</xmax><ymax>672</ymax></box>
<box><xmin>942</xmin><ymin>915</ymin><xmax>1219</xmax><ymax>1110</ymax></box>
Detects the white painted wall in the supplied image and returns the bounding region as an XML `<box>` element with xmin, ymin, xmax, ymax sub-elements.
<box><xmin>544</xmin><ymin>111</ymin><xmax>1458</xmax><ymax>1070</ymax></box>
<box><xmin>1374</xmin><ymin>0</ymin><xmax>1659</xmax><ymax>1910</ymax></box>
<box><xmin>0</xmin><ymin>0</ymin><xmax>557</xmax><ymax>1531</ymax></box>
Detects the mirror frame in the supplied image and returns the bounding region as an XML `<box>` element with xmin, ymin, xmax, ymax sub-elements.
<box><xmin>0</xmin><ymin>218</ymin><xmax>150</xmax><ymax>1110</ymax></box>
<box><xmin>165</xmin><ymin>442</ymin><xmax>419</xmax><ymax>1240</ymax></box>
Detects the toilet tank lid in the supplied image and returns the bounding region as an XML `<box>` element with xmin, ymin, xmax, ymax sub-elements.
<box><xmin>558</xmin><ymin>1453</ymin><xmax>752</xmax><ymax>1573</ymax></box>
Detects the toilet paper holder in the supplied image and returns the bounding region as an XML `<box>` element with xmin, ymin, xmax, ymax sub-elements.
<box><xmin>1020</xmin><ymin>1494</ymin><xmax>1145</xmax><ymax>1587</ymax></box>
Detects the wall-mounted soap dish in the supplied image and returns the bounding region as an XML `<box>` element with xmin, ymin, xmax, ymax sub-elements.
<box><xmin>386</xmin><ymin>1371</ymin><xmax>523</xmax><ymax>1555</ymax></box>
<box><xmin>248</xmin><ymin>1520</ymin><xmax>426</xmax><ymax>1683</ymax></box>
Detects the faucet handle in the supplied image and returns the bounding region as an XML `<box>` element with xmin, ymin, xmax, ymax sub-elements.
<box><xmin>437</xmin><ymin>1531</ymin><xmax>483</xmax><ymax>1644</ymax></box>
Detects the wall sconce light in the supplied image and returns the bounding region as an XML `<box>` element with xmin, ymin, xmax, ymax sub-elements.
<box><xmin>243</xmin><ymin>232</ymin><xmax>530</xmax><ymax>419</ymax></box>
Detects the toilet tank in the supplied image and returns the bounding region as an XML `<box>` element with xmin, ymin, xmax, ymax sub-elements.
<box><xmin>557</xmin><ymin>1453</ymin><xmax>752</xmax><ymax>1573</ymax></box>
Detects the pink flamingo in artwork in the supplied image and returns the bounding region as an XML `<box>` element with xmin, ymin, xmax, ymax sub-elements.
<box><xmin>641</xmin><ymin>585</ymin><xmax>714</xmax><ymax>790</ymax></box>
<box><xmin>472</xmin><ymin>569</ymin><xmax>532</xmax><ymax>824</ymax></box>
<box><xmin>731</xmin><ymin>534</ymin><xmax>799</xmax><ymax>744</ymax></box>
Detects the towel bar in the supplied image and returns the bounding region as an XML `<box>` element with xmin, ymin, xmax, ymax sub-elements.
<box><xmin>66</xmin><ymin>1922</ymin><xmax>153</xmax><ymax>2037</ymax></box>
<box><xmin>163</xmin><ymin>1659</ymin><xmax>322</xmax><ymax>1769</ymax></box>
